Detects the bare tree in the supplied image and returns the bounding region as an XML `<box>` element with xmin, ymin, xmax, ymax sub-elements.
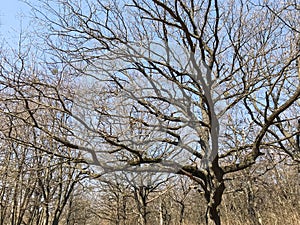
<box><xmin>0</xmin><ymin>128</ymin><xmax>87</xmax><ymax>225</ymax></box>
<box><xmin>0</xmin><ymin>41</ymin><xmax>88</xmax><ymax>225</ymax></box>
<box><xmin>1</xmin><ymin>0</ymin><xmax>300</xmax><ymax>224</ymax></box>
<box><xmin>165</xmin><ymin>177</ymin><xmax>193</xmax><ymax>225</ymax></box>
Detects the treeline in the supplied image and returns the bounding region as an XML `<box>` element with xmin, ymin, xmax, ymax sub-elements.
<box><xmin>0</xmin><ymin>140</ymin><xmax>298</xmax><ymax>225</ymax></box>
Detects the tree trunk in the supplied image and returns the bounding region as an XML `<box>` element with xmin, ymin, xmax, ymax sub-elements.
<box><xmin>52</xmin><ymin>217</ymin><xmax>59</xmax><ymax>225</ymax></box>
<box><xmin>204</xmin><ymin>163</ymin><xmax>225</xmax><ymax>225</ymax></box>
<box><xmin>246</xmin><ymin>181</ymin><xmax>262</xmax><ymax>225</ymax></box>
<box><xmin>205</xmin><ymin>182</ymin><xmax>225</xmax><ymax>225</ymax></box>
<box><xmin>179</xmin><ymin>202</ymin><xmax>185</xmax><ymax>225</ymax></box>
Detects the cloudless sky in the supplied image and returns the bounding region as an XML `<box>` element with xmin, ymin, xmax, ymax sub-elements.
<box><xmin>0</xmin><ymin>0</ymin><xmax>31</xmax><ymax>40</ymax></box>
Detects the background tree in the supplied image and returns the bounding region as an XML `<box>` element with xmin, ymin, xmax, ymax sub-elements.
<box><xmin>0</xmin><ymin>40</ymin><xmax>88</xmax><ymax>225</ymax></box>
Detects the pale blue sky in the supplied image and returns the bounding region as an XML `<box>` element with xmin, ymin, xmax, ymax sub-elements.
<box><xmin>0</xmin><ymin>0</ymin><xmax>31</xmax><ymax>39</ymax></box>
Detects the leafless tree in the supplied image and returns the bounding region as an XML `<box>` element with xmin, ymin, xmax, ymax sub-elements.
<box><xmin>0</xmin><ymin>41</ymin><xmax>88</xmax><ymax>225</ymax></box>
<box><xmin>1</xmin><ymin>0</ymin><xmax>300</xmax><ymax>224</ymax></box>
<box><xmin>0</xmin><ymin>129</ymin><xmax>87</xmax><ymax>225</ymax></box>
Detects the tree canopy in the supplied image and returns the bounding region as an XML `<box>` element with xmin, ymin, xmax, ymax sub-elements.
<box><xmin>0</xmin><ymin>0</ymin><xmax>299</xmax><ymax>224</ymax></box>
